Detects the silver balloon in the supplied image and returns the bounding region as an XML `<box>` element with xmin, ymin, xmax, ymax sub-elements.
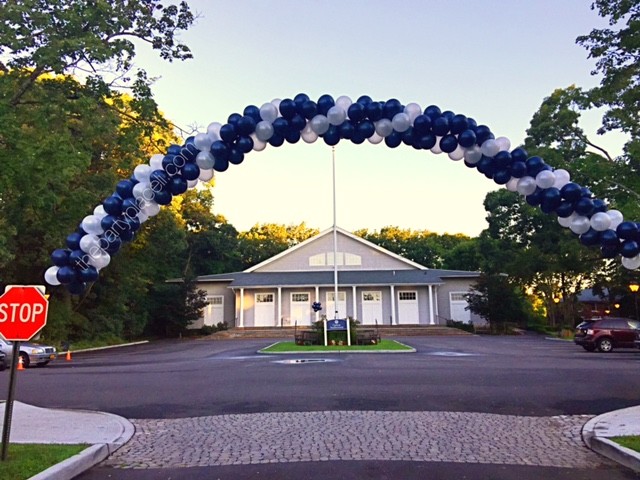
<box><xmin>309</xmin><ymin>115</ymin><xmax>330</xmax><ymax>135</ymax></box>
<box><xmin>335</xmin><ymin>95</ymin><xmax>352</xmax><ymax>112</ymax></box>
<box><xmin>375</xmin><ymin>119</ymin><xmax>393</xmax><ymax>137</ymax></box>
<box><xmin>516</xmin><ymin>177</ymin><xmax>537</xmax><ymax>196</ymax></box>
<box><xmin>391</xmin><ymin>113</ymin><xmax>411</xmax><ymax>133</ymax></box>
<box><xmin>133</xmin><ymin>164</ymin><xmax>152</xmax><ymax>183</ymax></box>
<box><xmin>132</xmin><ymin>182</ymin><xmax>150</xmax><ymax>200</ymax></box>
<box><xmin>505</xmin><ymin>177</ymin><xmax>519</xmax><ymax>192</ymax></box>
<box><xmin>141</xmin><ymin>200</ymin><xmax>160</xmax><ymax>217</ymax></box>
<box><xmin>88</xmin><ymin>251</ymin><xmax>111</xmax><ymax>270</ymax></box>
<box><xmin>553</xmin><ymin>169</ymin><xmax>571</xmax><ymax>189</ymax></box>
<box><xmin>93</xmin><ymin>205</ymin><xmax>107</xmax><ymax>219</ymax></box>
<box><xmin>622</xmin><ymin>254</ymin><xmax>640</xmax><ymax>270</ymax></box>
<box><xmin>255</xmin><ymin>121</ymin><xmax>274</xmax><ymax>141</ymax></box>
<box><xmin>81</xmin><ymin>215</ymin><xmax>104</xmax><ymax>235</ymax></box>
<box><xmin>558</xmin><ymin>212</ymin><xmax>576</xmax><ymax>228</ymax></box>
<box><xmin>196</xmin><ymin>151</ymin><xmax>215</xmax><ymax>170</ymax></box>
<box><xmin>368</xmin><ymin>132</ymin><xmax>383</xmax><ymax>144</ymax></box>
<box><xmin>464</xmin><ymin>146</ymin><xmax>482</xmax><ymax>164</ymax></box>
<box><xmin>404</xmin><ymin>103</ymin><xmax>422</xmax><ymax>123</ymax></box>
<box><xmin>44</xmin><ymin>266</ymin><xmax>60</xmax><ymax>286</ymax></box>
<box><xmin>194</xmin><ymin>132</ymin><xmax>214</xmax><ymax>151</ymax></box>
<box><xmin>590</xmin><ymin>212</ymin><xmax>612</xmax><ymax>231</ymax></box>
<box><xmin>260</xmin><ymin>103</ymin><xmax>278</xmax><ymax>123</ymax></box>
<box><xmin>187</xmin><ymin>179</ymin><xmax>198</xmax><ymax>189</ymax></box>
<box><xmin>607</xmin><ymin>209</ymin><xmax>624</xmax><ymax>229</ymax></box>
<box><xmin>570</xmin><ymin>216</ymin><xmax>591</xmax><ymax>235</ymax></box>
<box><xmin>535</xmin><ymin>170</ymin><xmax>556</xmax><ymax>189</ymax></box>
<box><xmin>327</xmin><ymin>106</ymin><xmax>347</xmax><ymax>126</ymax></box>
<box><xmin>431</xmin><ymin>137</ymin><xmax>443</xmax><ymax>154</ymax></box>
<box><xmin>250</xmin><ymin>133</ymin><xmax>267</xmax><ymax>151</ymax></box>
<box><xmin>199</xmin><ymin>168</ymin><xmax>214</xmax><ymax>182</ymax></box>
<box><xmin>206</xmin><ymin>122</ymin><xmax>222</xmax><ymax>138</ymax></box>
<box><xmin>495</xmin><ymin>136</ymin><xmax>511</xmax><ymax>152</ymax></box>
<box><xmin>79</xmin><ymin>234</ymin><xmax>100</xmax><ymax>253</ymax></box>
<box><xmin>480</xmin><ymin>139</ymin><xmax>500</xmax><ymax>157</ymax></box>
<box><xmin>301</xmin><ymin>124</ymin><xmax>318</xmax><ymax>144</ymax></box>
<box><xmin>149</xmin><ymin>154</ymin><xmax>164</xmax><ymax>171</ymax></box>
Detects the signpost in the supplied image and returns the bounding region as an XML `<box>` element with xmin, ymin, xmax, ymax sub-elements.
<box><xmin>0</xmin><ymin>285</ymin><xmax>49</xmax><ymax>461</ymax></box>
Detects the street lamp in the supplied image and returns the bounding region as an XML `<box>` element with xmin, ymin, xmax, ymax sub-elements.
<box><xmin>630</xmin><ymin>282</ymin><xmax>639</xmax><ymax>320</ymax></box>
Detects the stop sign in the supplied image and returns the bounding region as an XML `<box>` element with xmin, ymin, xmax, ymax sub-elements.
<box><xmin>0</xmin><ymin>286</ymin><xmax>49</xmax><ymax>341</ymax></box>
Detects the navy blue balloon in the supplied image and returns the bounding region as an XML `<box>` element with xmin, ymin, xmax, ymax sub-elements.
<box><xmin>51</xmin><ymin>249</ymin><xmax>70</xmax><ymax>267</ymax></box>
<box><xmin>162</xmin><ymin>154</ymin><xmax>179</xmax><ymax>174</ymax></box>
<box><xmin>476</xmin><ymin>156</ymin><xmax>495</xmax><ymax>176</ymax></box>
<box><xmin>56</xmin><ymin>266</ymin><xmax>78</xmax><ymax>284</ymax></box>
<box><xmin>617</xmin><ymin>221</ymin><xmax>639</xmax><ymax>241</ymax></box>
<box><xmin>169</xmin><ymin>177</ymin><xmax>188</xmax><ymax>195</ymax></box>
<box><xmin>418</xmin><ymin>134</ymin><xmax>436</xmax><ymax>150</ymax></box>
<box><xmin>213</xmin><ymin>156</ymin><xmax>229</xmax><ymax>172</ymax></box>
<box><xmin>357</xmin><ymin>120</ymin><xmax>375</xmax><ymax>138</ymax></box>
<box><xmin>243</xmin><ymin>105</ymin><xmax>261</xmax><ymax>122</ymax></box>
<box><xmin>167</xmin><ymin>144</ymin><xmax>182</xmax><ymax>155</ymax></box>
<box><xmin>592</xmin><ymin>198</ymin><xmax>607</xmax><ymax>213</ymax></box>
<box><xmin>581</xmin><ymin>187</ymin><xmax>593</xmax><ymax>198</ymax></box>
<box><xmin>600</xmin><ymin>229</ymin><xmax>620</xmax><ymax>247</ymax></box>
<box><xmin>103</xmin><ymin>235</ymin><xmax>122</xmax><ymax>254</ymax></box>
<box><xmin>301</xmin><ymin>101</ymin><xmax>318</xmax><ymax>119</ymax></box>
<box><xmin>120</xmin><ymin>229</ymin><xmax>135</xmax><ymax>242</ymax></box>
<box><xmin>125</xmin><ymin>216</ymin><xmax>141</xmax><ymax>232</ymax></box>
<box><xmin>412</xmin><ymin>115</ymin><xmax>432</xmax><ymax>135</ymax></box>
<box><xmin>350</xmin><ymin>131</ymin><xmax>366</xmax><ymax>144</ymax></box>
<box><xmin>432</xmin><ymin>117</ymin><xmax>450</xmax><ymax>136</ymax></box>
<box><xmin>621</xmin><ymin>240</ymin><xmax>640</xmax><ymax>258</ymax></box>
<box><xmin>383</xmin><ymin>99</ymin><xmax>403</xmax><ymax>120</ymax></box>
<box><xmin>580</xmin><ymin>228</ymin><xmax>601</xmax><ymax>246</ymax></box>
<box><xmin>236</xmin><ymin>136</ymin><xmax>254</xmax><ymax>154</ymax></box>
<box><xmin>493</xmin><ymin>169</ymin><xmax>511</xmax><ymax>185</ymax></box>
<box><xmin>509</xmin><ymin>161</ymin><xmax>527</xmax><ymax>178</ymax></box>
<box><xmin>67</xmin><ymin>281</ymin><xmax>86</xmax><ymax>295</ymax></box>
<box><xmin>182</xmin><ymin>141</ymin><xmax>198</xmax><ymax>162</ymax></box>
<box><xmin>475</xmin><ymin>125</ymin><xmax>493</xmax><ymax>145</ymax></box>
<box><xmin>121</xmin><ymin>197</ymin><xmax>139</xmax><ymax>215</ymax></box>
<box><xmin>525</xmin><ymin>156</ymin><xmax>546</xmax><ymax>176</ymax></box>
<box><xmin>401</xmin><ymin>128</ymin><xmax>415</xmax><ymax>146</ymax></box>
<box><xmin>574</xmin><ymin>197</ymin><xmax>595</xmax><ymax>216</ymax></box>
<box><xmin>268</xmin><ymin>134</ymin><xmax>285</xmax><ymax>147</ymax></box>
<box><xmin>356</xmin><ymin>95</ymin><xmax>373</xmax><ymax>106</ymax></box>
<box><xmin>69</xmin><ymin>249</ymin><xmax>89</xmax><ymax>267</ymax></box>
<box><xmin>149</xmin><ymin>170</ymin><xmax>170</xmax><ymax>191</ymax></box>
<box><xmin>211</xmin><ymin>141</ymin><xmax>230</xmax><ymax>161</ymax></box>
<box><xmin>227</xmin><ymin>113</ymin><xmax>242</xmax><ymax>126</ymax></box>
<box><xmin>317</xmin><ymin>94</ymin><xmax>335</xmax><ymax>115</ymax></box>
<box><xmin>293</xmin><ymin>93</ymin><xmax>310</xmax><ymax>109</ymax></box>
<box><xmin>272</xmin><ymin>117</ymin><xmax>289</xmax><ymax>136</ymax></box>
<box><xmin>601</xmin><ymin>244</ymin><xmax>620</xmax><ymax>258</ymax></box>
<box><xmin>116</xmin><ymin>180</ymin><xmax>135</xmax><ymax>199</ymax></box>
<box><xmin>103</xmin><ymin>195</ymin><xmax>123</xmax><ymax>216</ymax></box>
<box><xmin>287</xmin><ymin>114</ymin><xmax>304</xmax><ymax>131</ymax></box>
<box><xmin>457</xmin><ymin>129</ymin><xmax>477</xmax><ymax>148</ymax></box>
<box><xmin>510</xmin><ymin>148</ymin><xmax>528</xmax><ymax>163</ymax></box>
<box><xmin>228</xmin><ymin>148</ymin><xmax>244</xmax><ymax>165</ymax></box>
<box><xmin>424</xmin><ymin>105</ymin><xmax>441</xmax><ymax>120</ymax></box>
<box><xmin>466</xmin><ymin>117</ymin><xmax>478</xmax><ymax>131</ymax></box>
<box><xmin>79</xmin><ymin>266</ymin><xmax>99</xmax><ymax>282</ymax></box>
<box><xmin>284</xmin><ymin>129</ymin><xmax>300</xmax><ymax>144</ymax></box>
<box><xmin>278</xmin><ymin>99</ymin><xmax>296</xmax><ymax>119</ymax></box>
<box><xmin>494</xmin><ymin>151</ymin><xmax>512</xmax><ymax>168</ymax></box>
<box><xmin>339</xmin><ymin>121</ymin><xmax>355</xmax><ymax>139</ymax></box>
<box><xmin>555</xmin><ymin>200</ymin><xmax>575</xmax><ymax>218</ymax></box>
<box><xmin>540</xmin><ymin>188</ymin><xmax>562</xmax><ymax>213</ymax></box>
<box><xmin>182</xmin><ymin>163</ymin><xmax>200</xmax><ymax>181</ymax></box>
<box><xmin>219</xmin><ymin>123</ymin><xmax>237</xmax><ymax>143</ymax></box>
<box><xmin>236</xmin><ymin>116</ymin><xmax>256</xmax><ymax>136</ymax></box>
<box><xmin>560</xmin><ymin>183</ymin><xmax>582</xmax><ymax>202</ymax></box>
<box><xmin>526</xmin><ymin>188</ymin><xmax>543</xmax><ymax>207</ymax></box>
<box><xmin>439</xmin><ymin>135</ymin><xmax>458</xmax><ymax>153</ymax></box>
<box><xmin>365</xmin><ymin>102</ymin><xmax>383</xmax><ymax>121</ymax></box>
<box><xmin>450</xmin><ymin>115</ymin><xmax>468</xmax><ymax>135</ymax></box>
<box><xmin>154</xmin><ymin>189</ymin><xmax>172</xmax><ymax>206</ymax></box>
<box><xmin>347</xmin><ymin>103</ymin><xmax>365</xmax><ymax>122</ymax></box>
<box><xmin>66</xmin><ymin>232</ymin><xmax>82</xmax><ymax>251</ymax></box>
<box><xmin>384</xmin><ymin>131</ymin><xmax>402</xmax><ymax>148</ymax></box>
<box><xmin>323</xmin><ymin>126</ymin><xmax>340</xmax><ymax>146</ymax></box>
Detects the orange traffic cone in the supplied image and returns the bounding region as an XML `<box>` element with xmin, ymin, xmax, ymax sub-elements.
<box><xmin>66</xmin><ymin>350</ymin><xmax>71</xmax><ymax>361</ymax></box>
<box><xmin>17</xmin><ymin>356</ymin><xmax>24</xmax><ymax>370</ymax></box>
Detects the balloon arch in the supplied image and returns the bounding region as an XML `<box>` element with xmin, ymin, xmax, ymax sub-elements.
<box><xmin>44</xmin><ymin>94</ymin><xmax>640</xmax><ymax>294</ymax></box>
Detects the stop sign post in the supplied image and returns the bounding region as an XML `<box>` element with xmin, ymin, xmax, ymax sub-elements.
<box><xmin>0</xmin><ymin>285</ymin><xmax>49</xmax><ymax>461</ymax></box>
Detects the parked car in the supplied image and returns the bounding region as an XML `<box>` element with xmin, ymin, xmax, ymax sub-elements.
<box><xmin>0</xmin><ymin>338</ymin><xmax>57</xmax><ymax>367</ymax></box>
<box><xmin>0</xmin><ymin>351</ymin><xmax>7</xmax><ymax>371</ymax></box>
<box><xmin>574</xmin><ymin>317</ymin><xmax>640</xmax><ymax>352</ymax></box>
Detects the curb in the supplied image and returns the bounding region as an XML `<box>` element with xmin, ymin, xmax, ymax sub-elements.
<box><xmin>582</xmin><ymin>408</ymin><xmax>640</xmax><ymax>473</ymax></box>
<box><xmin>257</xmin><ymin>340</ymin><xmax>416</xmax><ymax>354</ymax></box>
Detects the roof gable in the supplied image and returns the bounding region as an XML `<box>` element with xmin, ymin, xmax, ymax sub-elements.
<box><xmin>246</xmin><ymin>226</ymin><xmax>427</xmax><ymax>273</ymax></box>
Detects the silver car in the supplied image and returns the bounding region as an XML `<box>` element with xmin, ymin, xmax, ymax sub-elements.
<box><xmin>0</xmin><ymin>338</ymin><xmax>57</xmax><ymax>368</ymax></box>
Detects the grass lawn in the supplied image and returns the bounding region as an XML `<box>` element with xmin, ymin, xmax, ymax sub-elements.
<box><xmin>259</xmin><ymin>339</ymin><xmax>415</xmax><ymax>353</ymax></box>
<box><xmin>0</xmin><ymin>443</ymin><xmax>88</xmax><ymax>480</ymax></box>
<box><xmin>611</xmin><ymin>435</ymin><xmax>640</xmax><ymax>453</ymax></box>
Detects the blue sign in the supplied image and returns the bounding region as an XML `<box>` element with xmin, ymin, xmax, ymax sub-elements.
<box><xmin>326</xmin><ymin>319</ymin><xmax>348</xmax><ymax>331</ymax></box>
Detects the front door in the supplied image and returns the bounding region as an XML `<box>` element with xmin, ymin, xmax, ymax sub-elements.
<box><xmin>362</xmin><ymin>291</ymin><xmax>382</xmax><ymax>325</ymax></box>
<box><xmin>254</xmin><ymin>293</ymin><xmax>275</xmax><ymax>326</ymax></box>
<box><xmin>326</xmin><ymin>291</ymin><xmax>347</xmax><ymax>319</ymax></box>
<box><xmin>397</xmin><ymin>291</ymin><xmax>418</xmax><ymax>324</ymax></box>
<box><xmin>290</xmin><ymin>292</ymin><xmax>311</xmax><ymax>326</ymax></box>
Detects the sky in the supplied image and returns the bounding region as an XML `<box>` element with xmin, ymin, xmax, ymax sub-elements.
<box><xmin>133</xmin><ymin>0</ymin><xmax>627</xmax><ymax>237</ymax></box>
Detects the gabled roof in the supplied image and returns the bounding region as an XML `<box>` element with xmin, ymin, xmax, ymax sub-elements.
<box><xmin>244</xmin><ymin>226</ymin><xmax>427</xmax><ymax>272</ymax></box>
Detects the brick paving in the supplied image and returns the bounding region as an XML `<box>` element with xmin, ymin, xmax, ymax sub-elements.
<box><xmin>104</xmin><ymin>411</ymin><xmax>614</xmax><ymax>469</ymax></box>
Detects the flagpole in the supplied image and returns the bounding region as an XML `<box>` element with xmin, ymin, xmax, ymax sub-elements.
<box><xmin>332</xmin><ymin>146</ymin><xmax>350</xmax><ymax>346</ymax></box>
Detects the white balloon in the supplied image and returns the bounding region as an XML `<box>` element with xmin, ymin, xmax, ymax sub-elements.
<box><xmin>309</xmin><ymin>115</ymin><xmax>330</xmax><ymax>135</ymax></box>
<box><xmin>79</xmin><ymin>234</ymin><xmax>100</xmax><ymax>253</ymax></box>
<box><xmin>255</xmin><ymin>121</ymin><xmax>274</xmax><ymax>141</ymax></box>
<box><xmin>570</xmin><ymin>216</ymin><xmax>591</xmax><ymax>235</ymax></box>
<box><xmin>93</xmin><ymin>205</ymin><xmax>107</xmax><ymax>219</ymax></box>
<box><xmin>137</xmin><ymin>211</ymin><xmax>149</xmax><ymax>224</ymax></box>
<box><xmin>553</xmin><ymin>169</ymin><xmax>571</xmax><ymax>189</ymax></box>
<box><xmin>44</xmin><ymin>266</ymin><xmax>60</xmax><ymax>286</ymax></box>
<box><xmin>607</xmin><ymin>209</ymin><xmax>624</xmax><ymax>229</ymax></box>
<box><xmin>590</xmin><ymin>212</ymin><xmax>612</xmax><ymax>231</ymax></box>
<box><xmin>391</xmin><ymin>113</ymin><xmax>411</xmax><ymax>133</ymax></box>
<box><xmin>368</xmin><ymin>133</ymin><xmax>383</xmax><ymax>144</ymax></box>
<box><xmin>375</xmin><ymin>118</ymin><xmax>393</xmax><ymax>137</ymax></box>
<box><xmin>199</xmin><ymin>168</ymin><xmax>214</xmax><ymax>182</ymax></box>
<box><xmin>495</xmin><ymin>136</ymin><xmax>511</xmax><ymax>152</ymax></box>
<box><xmin>132</xmin><ymin>182</ymin><xmax>150</xmax><ymax>199</ymax></box>
<box><xmin>206</xmin><ymin>122</ymin><xmax>222</xmax><ymax>138</ymax></box>
<box><xmin>464</xmin><ymin>146</ymin><xmax>482</xmax><ymax>164</ymax></box>
<box><xmin>505</xmin><ymin>177</ymin><xmax>519</xmax><ymax>192</ymax></box>
<box><xmin>448</xmin><ymin>145</ymin><xmax>465</xmax><ymax>161</ymax></box>
<box><xmin>558</xmin><ymin>212</ymin><xmax>577</xmax><ymax>228</ymax></box>
<box><xmin>301</xmin><ymin>126</ymin><xmax>318</xmax><ymax>144</ymax></box>
<box><xmin>187</xmin><ymin>179</ymin><xmax>198</xmax><ymax>189</ymax></box>
<box><xmin>250</xmin><ymin>133</ymin><xmax>266</xmax><ymax>151</ymax></box>
<box><xmin>260</xmin><ymin>103</ymin><xmax>278</xmax><ymax>123</ymax></box>
<box><xmin>622</xmin><ymin>254</ymin><xmax>640</xmax><ymax>270</ymax></box>
<box><xmin>327</xmin><ymin>106</ymin><xmax>347</xmax><ymax>126</ymax></box>
<box><xmin>335</xmin><ymin>95</ymin><xmax>352</xmax><ymax>112</ymax></box>
<box><xmin>404</xmin><ymin>103</ymin><xmax>422</xmax><ymax>123</ymax></box>
<box><xmin>480</xmin><ymin>139</ymin><xmax>500</xmax><ymax>157</ymax></box>
<box><xmin>535</xmin><ymin>170</ymin><xmax>556</xmax><ymax>189</ymax></box>
<box><xmin>196</xmin><ymin>151</ymin><xmax>215</xmax><ymax>170</ymax></box>
<box><xmin>149</xmin><ymin>154</ymin><xmax>164</xmax><ymax>171</ymax></box>
<box><xmin>431</xmin><ymin>137</ymin><xmax>443</xmax><ymax>154</ymax></box>
<box><xmin>142</xmin><ymin>200</ymin><xmax>160</xmax><ymax>217</ymax></box>
<box><xmin>133</xmin><ymin>164</ymin><xmax>152</xmax><ymax>183</ymax></box>
<box><xmin>89</xmin><ymin>252</ymin><xmax>111</xmax><ymax>270</ymax></box>
<box><xmin>81</xmin><ymin>215</ymin><xmax>104</xmax><ymax>235</ymax></box>
<box><xmin>193</xmin><ymin>132</ymin><xmax>214</xmax><ymax>151</ymax></box>
<box><xmin>516</xmin><ymin>176</ymin><xmax>537</xmax><ymax>196</ymax></box>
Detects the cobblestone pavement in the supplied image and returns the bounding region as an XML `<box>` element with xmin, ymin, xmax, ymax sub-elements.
<box><xmin>103</xmin><ymin>411</ymin><xmax>616</xmax><ymax>469</ymax></box>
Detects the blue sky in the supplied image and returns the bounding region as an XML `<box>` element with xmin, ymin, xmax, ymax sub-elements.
<box><xmin>134</xmin><ymin>0</ymin><xmax>626</xmax><ymax>236</ymax></box>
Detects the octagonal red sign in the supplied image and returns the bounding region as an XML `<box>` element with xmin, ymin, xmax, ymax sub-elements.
<box><xmin>0</xmin><ymin>286</ymin><xmax>49</xmax><ymax>341</ymax></box>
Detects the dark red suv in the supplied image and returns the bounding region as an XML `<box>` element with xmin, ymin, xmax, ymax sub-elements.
<box><xmin>574</xmin><ymin>317</ymin><xmax>640</xmax><ymax>352</ymax></box>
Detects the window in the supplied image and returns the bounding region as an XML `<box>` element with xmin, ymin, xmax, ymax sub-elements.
<box><xmin>327</xmin><ymin>292</ymin><xmax>346</xmax><ymax>302</ymax></box>
<box><xmin>292</xmin><ymin>293</ymin><xmax>309</xmax><ymax>302</ymax></box>
<box><xmin>345</xmin><ymin>253</ymin><xmax>362</xmax><ymax>266</ymax></box>
<box><xmin>363</xmin><ymin>291</ymin><xmax>381</xmax><ymax>302</ymax></box>
<box><xmin>208</xmin><ymin>296</ymin><xmax>223</xmax><ymax>305</ymax></box>
<box><xmin>450</xmin><ymin>293</ymin><xmax>467</xmax><ymax>302</ymax></box>
<box><xmin>399</xmin><ymin>291</ymin><xmax>417</xmax><ymax>301</ymax></box>
<box><xmin>256</xmin><ymin>293</ymin><xmax>274</xmax><ymax>303</ymax></box>
<box><xmin>309</xmin><ymin>253</ymin><xmax>325</xmax><ymax>266</ymax></box>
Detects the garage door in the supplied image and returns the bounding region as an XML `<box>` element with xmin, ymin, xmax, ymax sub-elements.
<box><xmin>398</xmin><ymin>291</ymin><xmax>418</xmax><ymax>324</ymax></box>
<box><xmin>203</xmin><ymin>295</ymin><xmax>224</xmax><ymax>327</ymax></box>
<box><xmin>254</xmin><ymin>293</ymin><xmax>275</xmax><ymax>326</ymax></box>
<box><xmin>450</xmin><ymin>292</ymin><xmax>471</xmax><ymax>323</ymax></box>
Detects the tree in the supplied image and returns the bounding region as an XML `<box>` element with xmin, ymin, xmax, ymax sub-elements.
<box><xmin>238</xmin><ymin>223</ymin><xmax>318</xmax><ymax>269</ymax></box>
